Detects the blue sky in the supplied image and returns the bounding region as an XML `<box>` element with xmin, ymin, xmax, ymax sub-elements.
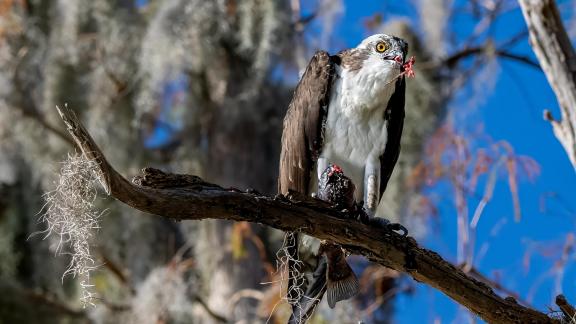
<box><xmin>325</xmin><ymin>1</ymin><xmax>576</xmax><ymax>323</ymax></box>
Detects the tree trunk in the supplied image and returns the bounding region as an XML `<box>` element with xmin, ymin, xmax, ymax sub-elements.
<box><xmin>519</xmin><ymin>0</ymin><xmax>576</xmax><ymax>170</ymax></box>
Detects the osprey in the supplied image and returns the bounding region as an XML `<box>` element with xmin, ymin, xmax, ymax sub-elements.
<box><xmin>278</xmin><ymin>34</ymin><xmax>411</xmax><ymax>321</ymax></box>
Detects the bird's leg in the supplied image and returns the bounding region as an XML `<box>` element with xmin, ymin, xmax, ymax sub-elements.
<box><xmin>311</xmin><ymin>157</ymin><xmax>329</xmax><ymax>199</ymax></box>
<box><xmin>317</xmin><ymin>157</ymin><xmax>328</xmax><ymax>182</ymax></box>
<box><xmin>364</xmin><ymin>157</ymin><xmax>380</xmax><ymax>216</ymax></box>
<box><xmin>362</xmin><ymin>158</ymin><xmax>407</xmax><ymax>235</ymax></box>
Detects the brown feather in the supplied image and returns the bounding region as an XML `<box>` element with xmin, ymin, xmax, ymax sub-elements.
<box><xmin>337</xmin><ymin>48</ymin><xmax>370</xmax><ymax>72</ymax></box>
<box><xmin>379</xmin><ymin>77</ymin><xmax>406</xmax><ymax>197</ymax></box>
<box><xmin>279</xmin><ymin>51</ymin><xmax>336</xmax><ymax>308</ymax></box>
<box><xmin>278</xmin><ymin>51</ymin><xmax>335</xmax><ymax>195</ymax></box>
<box><xmin>321</xmin><ymin>242</ymin><xmax>360</xmax><ymax>309</ymax></box>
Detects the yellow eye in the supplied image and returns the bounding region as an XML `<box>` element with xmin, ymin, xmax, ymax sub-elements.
<box><xmin>376</xmin><ymin>42</ymin><xmax>387</xmax><ymax>53</ymax></box>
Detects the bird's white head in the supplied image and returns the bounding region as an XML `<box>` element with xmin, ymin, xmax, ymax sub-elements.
<box><xmin>335</xmin><ymin>34</ymin><xmax>409</xmax><ymax>117</ymax></box>
<box><xmin>337</xmin><ymin>33</ymin><xmax>409</xmax><ymax>78</ymax></box>
<box><xmin>355</xmin><ymin>34</ymin><xmax>409</xmax><ymax>68</ymax></box>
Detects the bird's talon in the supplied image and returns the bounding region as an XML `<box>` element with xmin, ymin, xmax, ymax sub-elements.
<box><xmin>386</xmin><ymin>223</ymin><xmax>408</xmax><ymax>237</ymax></box>
<box><xmin>354</xmin><ymin>210</ymin><xmax>370</xmax><ymax>224</ymax></box>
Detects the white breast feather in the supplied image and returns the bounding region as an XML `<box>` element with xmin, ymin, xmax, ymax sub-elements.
<box><xmin>318</xmin><ymin>57</ymin><xmax>401</xmax><ymax>198</ymax></box>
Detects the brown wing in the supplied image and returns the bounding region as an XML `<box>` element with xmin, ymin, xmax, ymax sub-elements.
<box><xmin>279</xmin><ymin>51</ymin><xmax>335</xmax><ymax>311</ymax></box>
<box><xmin>379</xmin><ymin>76</ymin><xmax>406</xmax><ymax>198</ymax></box>
<box><xmin>278</xmin><ymin>51</ymin><xmax>335</xmax><ymax>195</ymax></box>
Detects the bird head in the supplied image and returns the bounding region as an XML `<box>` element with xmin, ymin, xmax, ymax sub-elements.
<box><xmin>356</xmin><ymin>34</ymin><xmax>409</xmax><ymax>68</ymax></box>
<box><xmin>327</xmin><ymin>164</ymin><xmax>343</xmax><ymax>178</ymax></box>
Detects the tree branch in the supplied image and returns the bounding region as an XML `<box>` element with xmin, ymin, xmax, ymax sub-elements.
<box><xmin>519</xmin><ymin>0</ymin><xmax>576</xmax><ymax>170</ymax></box>
<box><xmin>443</xmin><ymin>46</ymin><xmax>541</xmax><ymax>70</ymax></box>
<box><xmin>55</xmin><ymin>104</ymin><xmax>557</xmax><ymax>323</ymax></box>
<box><xmin>556</xmin><ymin>295</ymin><xmax>576</xmax><ymax>320</ymax></box>
<box><xmin>18</xmin><ymin>107</ymin><xmax>75</xmax><ymax>145</ymax></box>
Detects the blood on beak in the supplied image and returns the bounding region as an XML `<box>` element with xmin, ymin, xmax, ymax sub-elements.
<box><xmin>394</xmin><ymin>55</ymin><xmax>403</xmax><ymax>64</ymax></box>
<box><xmin>332</xmin><ymin>165</ymin><xmax>343</xmax><ymax>174</ymax></box>
<box><xmin>327</xmin><ymin>164</ymin><xmax>343</xmax><ymax>177</ymax></box>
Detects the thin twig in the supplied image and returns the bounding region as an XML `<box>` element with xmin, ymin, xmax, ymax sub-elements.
<box><xmin>442</xmin><ymin>46</ymin><xmax>540</xmax><ymax>69</ymax></box>
<box><xmin>194</xmin><ymin>295</ymin><xmax>229</xmax><ymax>323</ymax></box>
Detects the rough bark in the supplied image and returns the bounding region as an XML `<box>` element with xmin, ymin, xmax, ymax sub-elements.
<box><xmin>518</xmin><ymin>0</ymin><xmax>576</xmax><ymax>170</ymax></box>
<box><xmin>55</xmin><ymin>105</ymin><xmax>557</xmax><ymax>324</ymax></box>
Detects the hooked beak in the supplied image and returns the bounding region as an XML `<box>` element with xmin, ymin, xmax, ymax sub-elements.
<box><xmin>383</xmin><ymin>51</ymin><xmax>404</xmax><ymax>65</ymax></box>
